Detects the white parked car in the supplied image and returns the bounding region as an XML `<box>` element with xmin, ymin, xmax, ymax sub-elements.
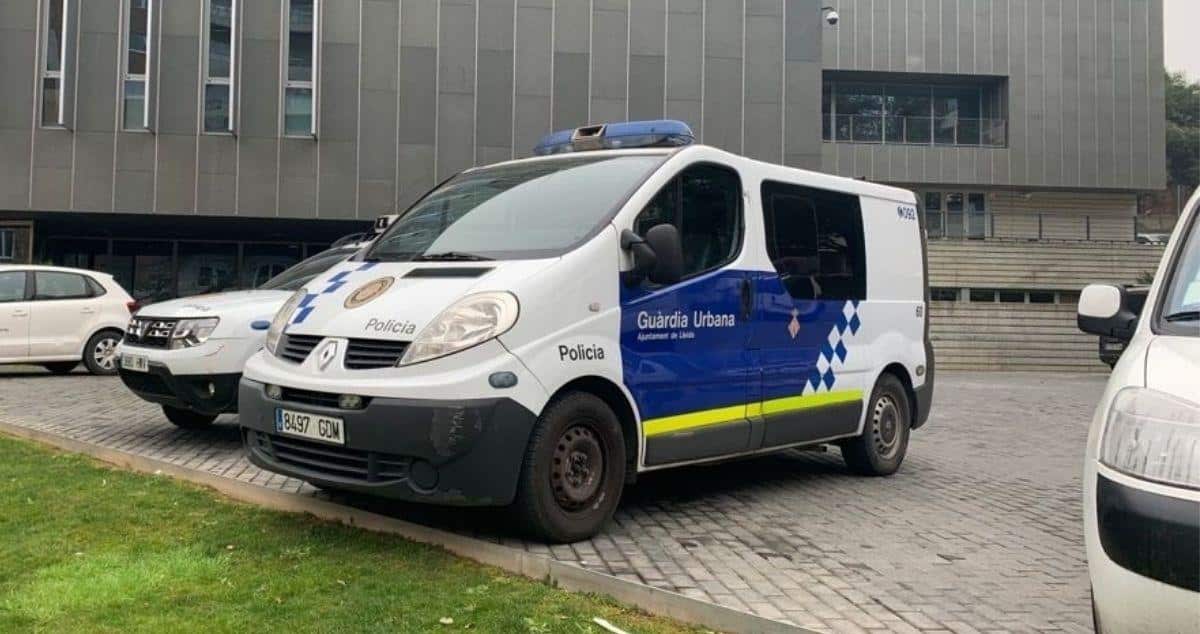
<box><xmin>0</xmin><ymin>264</ymin><xmax>135</xmax><ymax>375</ymax></box>
<box><xmin>116</xmin><ymin>242</ymin><xmax>370</xmax><ymax>429</ymax></box>
<box><xmin>1078</xmin><ymin>186</ymin><xmax>1200</xmax><ymax>633</ymax></box>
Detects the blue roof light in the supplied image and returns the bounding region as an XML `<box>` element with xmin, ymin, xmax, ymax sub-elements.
<box><xmin>533</xmin><ymin>120</ymin><xmax>695</xmax><ymax>156</ymax></box>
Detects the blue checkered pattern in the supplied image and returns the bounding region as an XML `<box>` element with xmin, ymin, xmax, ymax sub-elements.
<box><xmin>290</xmin><ymin>261</ymin><xmax>378</xmax><ymax>325</ymax></box>
<box><xmin>805</xmin><ymin>300</ymin><xmax>860</xmax><ymax>394</ymax></box>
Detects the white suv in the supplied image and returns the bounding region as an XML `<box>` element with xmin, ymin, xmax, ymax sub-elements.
<box><xmin>0</xmin><ymin>265</ymin><xmax>135</xmax><ymax>375</ymax></box>
<box><xmin>1078</xmin><ymin>187</ymin><xmax>1200</xmax><ymax>633</ymax></box>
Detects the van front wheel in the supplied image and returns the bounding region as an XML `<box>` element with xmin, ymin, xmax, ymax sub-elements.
<box><xmin>840</xmin><ymin>374</ymin><xmax>911</xmax><ymax>476</ymax></box>
<box><xmin>513</xmin><ymin>392</ymin><xmax>626</xmax><ymax>543</ymax></box>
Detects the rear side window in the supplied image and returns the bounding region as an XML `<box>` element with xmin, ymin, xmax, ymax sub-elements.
<box><xmin>0</xmin><ymin>271</ymin><xmax>26</xmax><ymax>302</ymax></box>
<box><xmin>633</xmin><ymin>163</ymin><xmax>743</xmax><ymax>281</ymax></box>
<box><xmin>34</xmin><ymin>271</ymin><xmax>91</xmax><ymax>300</ymax></box>
<box><xmin>761</xmin><ymin>181</ymin><xmax>866</xmax><ymax>300</ymax></box>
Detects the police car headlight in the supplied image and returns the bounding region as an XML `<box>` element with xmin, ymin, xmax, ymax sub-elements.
<box><xmin>1100</xmin><ymin>387</ymin><xmax>1200</xmax><ymax>490</ymax></box>
<box><xmin>169</xmin><ymin>318</ymin><xmax>220</xmax><ymax>349</ymax></box>
<box><xmin>399</xmin><ymin>292</ymin><xmax>519</xmax><ymax>366</ymax></box>
<box><xmin>266</xmin><ymin>289</ymin><xmax>307</xmax><ymax>355</ymax></box>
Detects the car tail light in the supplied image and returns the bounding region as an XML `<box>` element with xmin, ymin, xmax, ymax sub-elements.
<box><xmin>126</xmin><ymin>300</ymin><xmax>140</xmax><ymax>314</ymax></box>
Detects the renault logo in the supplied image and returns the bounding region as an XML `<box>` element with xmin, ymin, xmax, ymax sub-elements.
<box><xmin>318</xmin><ymin>340</ymin><xmax>339</xmax><ymax>371</ymax></box>
<box><xmin>344</xmin><ymin>276</ymin><xmax>395</xmax><ymax>309</ymax></box>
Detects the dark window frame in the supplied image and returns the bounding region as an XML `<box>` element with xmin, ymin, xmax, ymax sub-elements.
<box><xmin>759</xmin><ymin>179</ymin><xmax>868</xmax><ymax>302</ymax></box>
<box><xmin>631</xmin><ymin>161</ymin><xmax>746</xmax><ymax>287</ymax></box>
<box><xmin>31</xmin><ymin>270</ymin><xmax>95</xmax><ymax>301</ymax></box>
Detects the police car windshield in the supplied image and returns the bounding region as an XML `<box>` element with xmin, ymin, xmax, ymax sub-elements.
<box><xmin>258</xmin><ymin>246</ymin><xmax>358</xmax><ymax>291</ymax></box>
<box><xmin>366</xmin><ymin>154</ymin><xmax>666</xmax><ymax>262</ymax></box>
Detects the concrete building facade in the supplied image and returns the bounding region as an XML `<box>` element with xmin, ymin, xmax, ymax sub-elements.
<box><xmin>0</xmin><ymin>0</ymin><xmax>1169</xmax><ymax>368</ymax></box>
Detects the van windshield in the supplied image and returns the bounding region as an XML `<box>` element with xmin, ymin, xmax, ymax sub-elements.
<box><xmin>258</xmin><ymin>246</ymin><xmax>358</xmax><ymax>291</ymax></box>
<box><xmin>366</xmin><ymin>154</ymin><xmax>666</xmax><ymax>262</ymax></box>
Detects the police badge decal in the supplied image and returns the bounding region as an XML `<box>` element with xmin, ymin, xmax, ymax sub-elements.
<box><xmin>344</xmin><ymin>277</ymin><xmax>395</xmax><ymax>309</ymax></box>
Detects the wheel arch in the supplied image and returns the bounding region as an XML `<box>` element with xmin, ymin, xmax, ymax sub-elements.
<box><xmin>545</xmin><ymin>375</ymin><xmax>642</xmax><ymax>481</ymax></box>
<box><xmin>878</xmin><ymin>362</ymin><xmax>920</xmax><ymax>429</ymax></box>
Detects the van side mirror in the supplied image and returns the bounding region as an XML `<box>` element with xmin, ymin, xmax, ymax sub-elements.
<box><xmin>620</xmin><ymin>225</ymin><xmax>683</xmax><ymax>286</ymax></box>
<box><xmin>1078</xmin><ymin>284</ymin><xmax>1138</xmax><ymax>342</ymax></box>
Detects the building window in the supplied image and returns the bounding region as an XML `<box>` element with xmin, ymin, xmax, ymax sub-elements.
<box><xmin>1029</xmin><ymin>291</ymin><xmax>1056</xmax><ymax>304</ymax></box>
<box><xmin>969</xmin><ymin>289</ymin><xmax>998</xmax><ymax>303</ymax></box>
<box><xmin>122</xmin><ymin>0</ymin><xmax>153</xmax><ymax>130</ymax></box>
<box><xmin>822</xmin><ymin>75</ymin><xmax>1006</xmax><ymax>147</ymax></box>
<box><xmin>0</xmin><ymin>229</ymin><xmax>15</xmax><ymax>261</ymax></box>
<box><xmin>283</xmin><ymin>0</ymin><xmax>318</xmax><ymax>137</ymax></box>
<box><xmin>922</xmin><ymin>191</ymin><xmax>988</xmax><ymax>240</ymax></box>
<box><xmin>41</xmin><ymin>0</ymin><xmax>68</xmax><ymax>126</ymax></box>
<box><xmin>930</xmin><ymin>287</ymin><xmax>959</xmax><ymax>302</ymax></box>
<box><xmin>203</xmin><ymin>0</ymin><xmax>236</xmax><ymax>133</ymax></box>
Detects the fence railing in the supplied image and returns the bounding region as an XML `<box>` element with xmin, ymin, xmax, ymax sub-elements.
<box><xmin>825</xmin><ymin>115</ymin><xmax>1007</xmax><ymax>147</ymax></box>
<box><xmin>925</xmin><ymin>211</ymin><xmax>1175</xmax><ymax>243</ymax></box>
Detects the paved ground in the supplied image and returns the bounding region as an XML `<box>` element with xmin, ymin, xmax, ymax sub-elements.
<box><xmin>0</xmin><ymin>368</ymin><xmax>1105</xmax><ymax>633</ymax></box>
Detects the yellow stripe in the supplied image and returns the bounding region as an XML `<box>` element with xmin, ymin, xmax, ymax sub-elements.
<box><xmin>643</xmin><ymin>389</ymin><xmax>864</xmax><ymax>438</ymax></box>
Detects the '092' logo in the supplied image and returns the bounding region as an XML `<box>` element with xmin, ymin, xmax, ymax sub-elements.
<box><xmin>897</xmin><ymin>205</ymin><xmax>917</xmax><ymax>221</ymax></box>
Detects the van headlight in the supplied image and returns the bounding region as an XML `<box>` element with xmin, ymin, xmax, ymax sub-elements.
<box><xmin>1100</xmin><ymin>387</ymin><xmax>1200</xmax><ymax>490</ymax></box>
<box><xmin>398</xmin><ymin>292</ymin><xmax>519</xmax><ymax>366</ymax></box>
<box><xmin>265</xmin><ymin>289</ymin><xmax>307</xmax><ymax>355</ymax></box>
<box><xmin>170</xmin><ymin>318</ymin><xmax>220</xmax><ymax>349</ymax></box>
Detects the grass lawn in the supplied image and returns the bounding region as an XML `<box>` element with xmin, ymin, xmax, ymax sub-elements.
<box><xmin>0</xmin><ymin>435</ymin><xmax>699</xmax><ymax>633</ymax></box>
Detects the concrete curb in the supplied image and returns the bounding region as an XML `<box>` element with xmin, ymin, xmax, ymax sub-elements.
<box><xmin>0</xmin><ymin>420</ymin><xmax>808</xmax><ymax>634</ymax></box>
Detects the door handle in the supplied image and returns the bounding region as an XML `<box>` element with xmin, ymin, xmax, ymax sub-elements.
<box><xmin>739</xmin><ymin>278</ymin><xmax>754</xmax><ymax>321</ymax></box>
<box><xmin>11</xmin><ymin>310</ymin><xmax>28</xmax><ymax>317</ymax></box>
<box><xmin>81</xmin><ymin>307</ymin><xmax>96</xmax><ymax>314</ymax></box>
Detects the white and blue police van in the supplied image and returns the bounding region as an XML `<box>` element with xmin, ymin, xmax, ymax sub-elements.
<box><xmin>238</xmin><ymin>120</ymin><xmax>934</xmax><ymax>542</ymax></box>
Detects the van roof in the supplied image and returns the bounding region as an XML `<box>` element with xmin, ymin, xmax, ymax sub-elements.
<box><xmin>469</xmin><ymin>144</ymin><xmax>916</xmax><ymax>206</ymax></box>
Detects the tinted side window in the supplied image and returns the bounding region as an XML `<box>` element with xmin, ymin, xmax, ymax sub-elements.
<box><xmin>0</xmin><ymin>272</ymin><xmax>26</xmax><ymax>302</ymax></box>
<box><xmin>633</xmin><ymin>164</ymin><xmax>742</xmax><ymax>280</ymax></box>
<box><xmin>34</xmin><ymin>271</ymin><xmax>91</xmax><ymax>300</ymax></box>
<box><xmin>761</xmin><ymin>181</ymin><xmax>866</xmax><ymax>300</ymax></box>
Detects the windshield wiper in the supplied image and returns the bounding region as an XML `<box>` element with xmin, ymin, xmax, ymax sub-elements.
<box><xmin>413</xmin><ymin>251</ymin><xmax>494</xmax><ymax>261</ymax></box>
<box><xmin>1164</xmin><ymin>310</ymin><xmax>1200</xmax><ymax>322</ymax></box>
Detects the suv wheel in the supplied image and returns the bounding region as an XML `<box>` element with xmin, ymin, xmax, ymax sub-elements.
<box><xmin>83</xmin><ymin>331</ymin><xmax>122</xmax><ymax>376</ymax></box>
<box><xmin>513</xmin><ymin>392</ymin><xmax>625</xmax><ymax>543</ymax></box>
<box><xmin>840</xmin><ymin>373</ymin><xmax>911</xmax><ymax>476</ymax></box>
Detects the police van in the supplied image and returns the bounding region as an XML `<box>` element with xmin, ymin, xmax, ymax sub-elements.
<box><xmin>238</xmin><ymin>120</ymin><xmax>934</xmax><ymax>542</ymax></box>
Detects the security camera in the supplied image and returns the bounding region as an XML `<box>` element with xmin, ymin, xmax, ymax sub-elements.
<box><xmin>824</xmin><ymin>9</ymin><xmax>840</xmax><ymax>25</ymax></box>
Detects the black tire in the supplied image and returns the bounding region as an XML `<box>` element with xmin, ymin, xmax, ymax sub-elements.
<box><xmin>42</xmin><ymin>362</ymin><xmax>78</xmax><ymax>375</ymax></box>
<box><xmin>513</xmin><ymin>392</ymin><xmax>626</xmax><ymax>543</ymax></box>
<box><xmin>82</xmin><ymin>330</ymin><xmax>122</xmax><ymax>376</ymax></box>
<box><xmin>840</xmin><ymin>373</ymin><xmax>911</xmax><ymax>476</ymax></box>
<box><xmin>162</xmin><ymin>405</ymin><xmax>217</xmax><ymax>429</ymax></box>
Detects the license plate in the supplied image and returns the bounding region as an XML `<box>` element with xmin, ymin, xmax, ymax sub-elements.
<box><xmin>120</xmin><ymin>353</ymin><xmax>149</xmax><ymax>372</ymax></box>
<box><xmin>275</xmin><ymin>408</ymin><xmax>345</xmax><ymax>445</ymax></box>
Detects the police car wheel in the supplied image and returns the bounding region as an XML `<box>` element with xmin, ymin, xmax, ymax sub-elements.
<box><xmin>840</xmin><ymin>374</ymin><xmax>910</xmax><ymax>476</ymax></box>
<box><xmin>514</xmin><ymin>392</ymin><xmax>626</xmax><ymax>543</ymax></box>
<box><xmin>161</xmin><ymin>405</ymin><xmax>217</xmax><ymax>429</ymax></box>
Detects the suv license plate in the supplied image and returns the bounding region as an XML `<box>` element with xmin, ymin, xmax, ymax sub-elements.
<box><xmin>275</xmin><ymin>408</ymin><xmax>345</xmax><ymax>445</ymax></box>
<box><xmin>120</xmin><ymin>353</ymin><xmax>149</xmax><ymax>372</ymax></box>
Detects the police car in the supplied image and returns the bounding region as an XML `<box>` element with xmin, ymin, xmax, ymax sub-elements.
<box><xmin>116</xmin><ymin>226</ymin><xmax>391</xmax><ymax>428</ymax></box>
<box><xmin>238</xmin><ymin>120</ymin><xmax>934</xmax><ymax>542</ymax></box>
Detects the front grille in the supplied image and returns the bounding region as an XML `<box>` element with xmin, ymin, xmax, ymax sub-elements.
<box><xmin>278</xmin><ymin>386</ymin><xmax>368</xmax><ymax>409</ymax></box>
<box><xmin>277</xmin><ymin>334</ymin><xmax>322</xmax><ymax>364</ymax></box>
<box><xmin>124</xmin><ymin>317</ymin><xmax>178</xmax><ymax>348</ymax></box>
<box><xmin>247</xmin><ymin>430</ymin><xmax>412</xmax><ymax>483</ymax></box>
<box><xmin>345</xmin><ymin>338</ymin><xmax>410</xmax><ymax>369</ymax></box>
<box><xmin>118</xmin><ymin>369</ymin><xmax>172</xmax><ymax>396</ymax></box>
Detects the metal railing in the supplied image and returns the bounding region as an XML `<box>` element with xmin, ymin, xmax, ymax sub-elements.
<box><xmin>925</xmin><ymin>211</ymin><xmax>1171</xmax><ymax>243</ymax></box>
<box><xmin>824</xmin><ymin>115</ymin><xmax>1007</xmax><ymax>147</ymax></box>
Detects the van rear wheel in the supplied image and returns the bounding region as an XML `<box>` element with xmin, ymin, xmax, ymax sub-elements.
<box><xmin>840</xmin><ymin>373</ymin><xmax>911</xmax><ymax>476</ymax></box>
<box><xmin>513</xmin><ymin>392</ymin><xmax>625</xmax><ymax>543</ymax></box>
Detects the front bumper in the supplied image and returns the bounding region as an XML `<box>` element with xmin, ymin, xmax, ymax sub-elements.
<box><xmin>238</xmin><ymin>378</ymin><xmax>538</xmax><ymax>506</ymax></box>
<box><xmin>118</xmin><ymin>362</ymin><xmax>241</xmax><ymax>415</ymax></box>
<box><xmin>1089</xmin><ymin>473</ymin><xmax>1200</xmax><ymax>632</ymax></box>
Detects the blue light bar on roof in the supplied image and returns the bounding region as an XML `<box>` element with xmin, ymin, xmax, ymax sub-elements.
<box><xmin>533</xmin><ymin>120</ymin><xmax>695</xmax><ymax>156</ymax></box>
